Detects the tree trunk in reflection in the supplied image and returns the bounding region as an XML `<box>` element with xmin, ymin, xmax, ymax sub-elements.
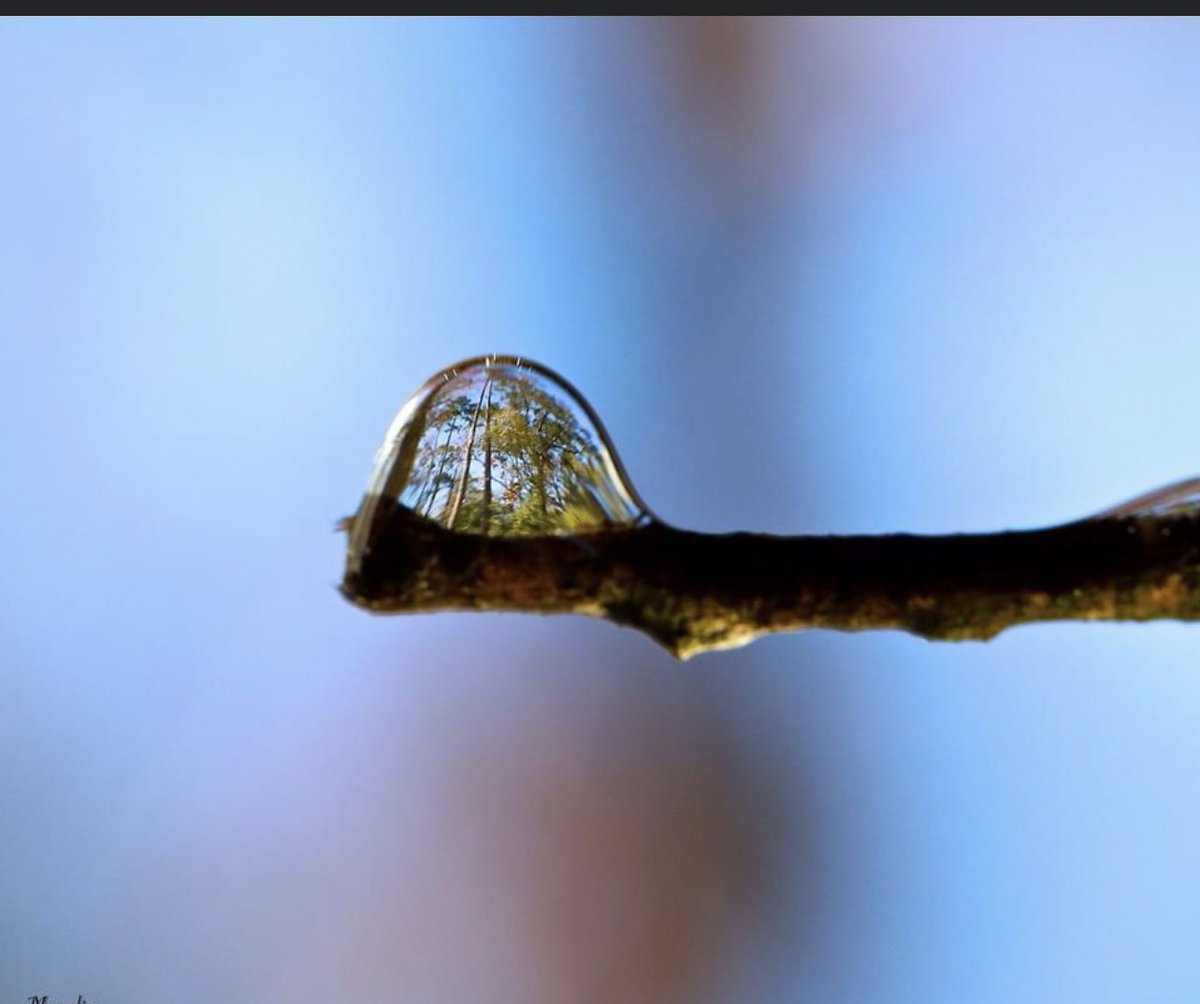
<box><xmin>445</xmin><ymin>379</ymin><xmax>490</xmax><ymax>530</ymax></box>
<box><xmin>482</xmin><ymin>383</ymin><xmax>494</xmax><ymax>534</ymax></box>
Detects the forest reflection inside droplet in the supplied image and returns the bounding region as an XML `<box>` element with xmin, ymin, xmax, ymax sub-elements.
<box><xmin>374</xmin><ymin>357</ymin><xmax>648</xmax><ymax>537</ymax></box>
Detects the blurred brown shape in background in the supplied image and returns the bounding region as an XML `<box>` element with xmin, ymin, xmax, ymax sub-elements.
<box><xmin>433</xmin><ymin>662</ymin><xmax>771</xmax><ymax>1003</ymax></box>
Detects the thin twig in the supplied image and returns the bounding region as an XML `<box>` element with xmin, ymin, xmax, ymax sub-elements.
<box><xmin>340</xmin><ymin>499</ymin><xmax>1200</xmax><ymax>659</ymax></box>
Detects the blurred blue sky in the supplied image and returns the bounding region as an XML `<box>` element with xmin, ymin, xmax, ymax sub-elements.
<box><xmin>3</xmin><ymin>17</ymin><xmax>1200</xmax><ymax>1003</ymax></box>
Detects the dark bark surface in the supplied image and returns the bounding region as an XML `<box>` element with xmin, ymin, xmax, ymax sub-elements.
<box><xmin>341</xmin><ymin>497</ymin><xmax>1200</xmax><ymax>659</ymax></box>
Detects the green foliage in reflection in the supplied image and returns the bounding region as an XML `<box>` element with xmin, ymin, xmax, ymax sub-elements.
<box><xmin>402</xmin><ymin>370</ymin><xmax>636</xmax><ymax>535</ymax></box>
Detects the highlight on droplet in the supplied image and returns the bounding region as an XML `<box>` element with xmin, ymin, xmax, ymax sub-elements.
<box><xmin>344</xmin><ymin>355</ymin><xmax>652</xmax><ymax>569</ymax></box>
<box><xmin>1090</xmin><ymin>475</ymin><xmax>1200</xmax><ymax>519</ymax></box>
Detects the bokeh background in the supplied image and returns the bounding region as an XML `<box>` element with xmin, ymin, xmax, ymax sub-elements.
<box><xmin>4</xmin><ymin>17</ymin><xmax>1200</xmax><ymax>1003</ymax></box>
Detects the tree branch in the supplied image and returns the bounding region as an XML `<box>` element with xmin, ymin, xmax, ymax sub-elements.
<box><xmin>340</xmin><ymin>498</ymin><xmax>1200</xmax><ymax>659</ymax></box>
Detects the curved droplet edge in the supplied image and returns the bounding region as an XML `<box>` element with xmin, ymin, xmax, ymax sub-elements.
<box><xmin>1088</xmin><ymin>474</ymin><xmax>1200</xmax><ymax>520</ymax></box>
<box><xmin>344</xmin><ymin>354</ymin><xmax>658</xmax><ymax>573</ymax></box>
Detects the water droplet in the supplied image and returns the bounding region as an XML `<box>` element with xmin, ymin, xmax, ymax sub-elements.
<box><xmin>1090</xmin><ymin>475</ymin><xmax>1200</xmax><ymax>519</ymax></box>
<box><xmin>345</xmin><ymin>356</ymin><xmax>651</xmax><ymax>566</ymax></box>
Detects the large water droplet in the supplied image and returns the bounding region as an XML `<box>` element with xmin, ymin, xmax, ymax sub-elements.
<box><xmin>346</xmin><ymin>355</ymin><xmax>651</xmax><ymax>566</ymax></box>
<box><xmin>1090</xmin><ymin>475</ymin><xmax>1200</xmax><ymax>518</ymax></box>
